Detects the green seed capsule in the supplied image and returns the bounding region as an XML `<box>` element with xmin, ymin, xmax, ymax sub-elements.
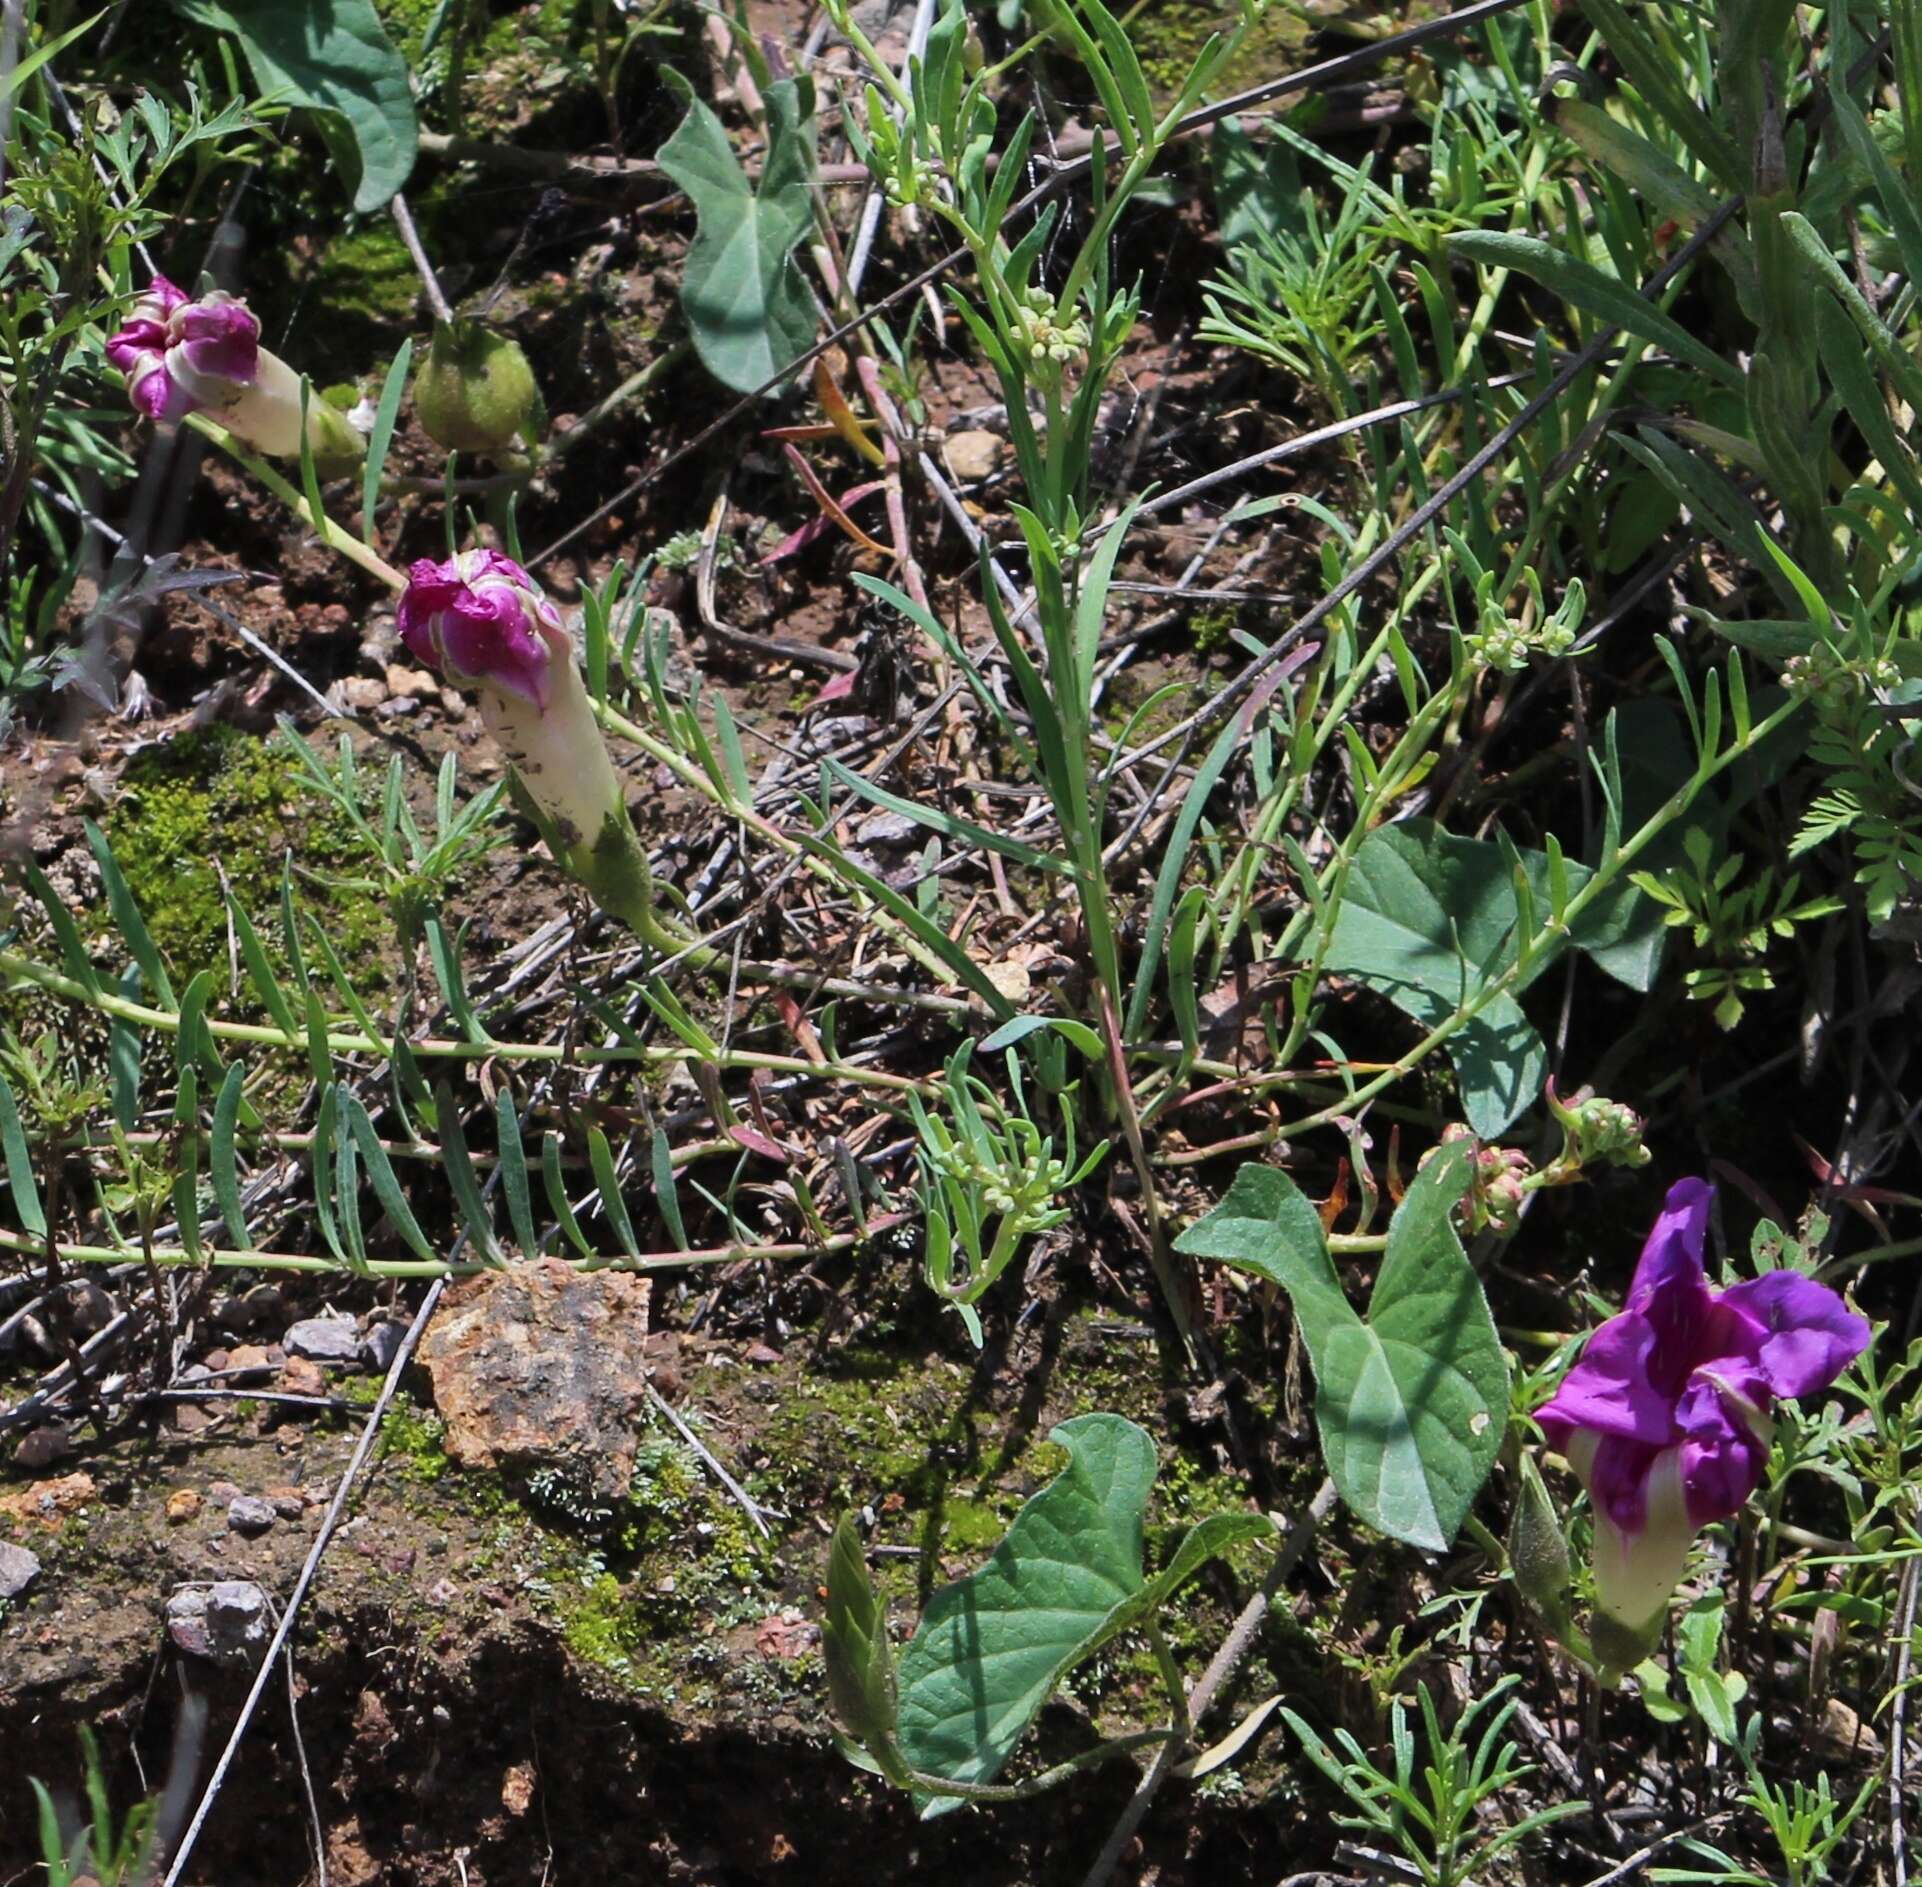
<box><xmin>415</xmin><ymin>319</ymin><xmax>545</xmax><ymax>456</ymax></box>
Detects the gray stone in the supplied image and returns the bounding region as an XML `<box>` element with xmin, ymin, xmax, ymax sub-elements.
<box><xmin>284</xmin><ymin>1316</ymin><xmax>360</xmax><ymax>1365</ymax></box>
<box><xmin>854</xmin><ymin>809</ymin><xmax>920</xmax><ymax>846</ymax></box>
<box><xmin>0</xmin><ymin>1541</ymin><xmax>42</xmax><ymax>1600</ymax></box>
<box><xmin>226</xmin><ymin>1495</ymin><xmax>276</xmax><ymax>1536</ymax></box>
<box><xmin>166</xmin><ymin>1581</ymin><xmax>272</xmax><ymax>1668</ymax></box>
<box><xmin>358</xmin><ymin>1320</ymin><xmax>406</xmax><ymax>1373</ymax></box>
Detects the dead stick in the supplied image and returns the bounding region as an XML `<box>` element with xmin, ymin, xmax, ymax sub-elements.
<box><xmin>1079</xmin><ymin>1478</ymin><xmax>1338</xmax><ymax>1887</ymax></box>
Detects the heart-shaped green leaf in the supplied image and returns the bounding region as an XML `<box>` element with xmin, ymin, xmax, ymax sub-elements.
<box><xmin>175</xmin><ymin>0</ymin><xmax>416</xmax><ymax>212</ymax></box>
<box><xmin>894</xmin><ymin>1414</ymin><xmax>1267</xmax><ymax>1809</ymax></box>
<box><xmin>656</xmin><ymin>71</ymin><xmax>817</xmax><ymax>394</ymax></box>
<box><xmin>1177</xmin><ymin>1145</ymin><xmax>1508</xmax><ymax>1551</ymax></box>
<box><xmin>1324</xmin><ymin>820</ymin><xmax>1661</xmax><ymax>1135</ymax></box>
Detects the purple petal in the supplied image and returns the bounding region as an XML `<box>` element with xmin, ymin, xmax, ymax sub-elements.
<box><xmin>144</xmin><ymin>275</ymin><xmax>188</xmax><ymax>316</ymax></box>
<box><xmin>1585</xmin><ymin>1432</ymin><xmax>1663</xmax><ymax>1533</ymax></box>
<box><xmin>1535</xmin><ymin>1309</ymin><xmax>1674</xmax><ymax>1449</ymax></box>
<box><xmin>1675</xmin><ymin>1369</ymin><xmax>1770</xmax><ymax>1526</ymax></box>
<box><xmin>1716</xmin><ymin>1272</ymin><xmax>1872</xmax><ymax>1400</ymax></box>
<box><xmin>127</xmin><ymin>359</ymin><xmax>193</xmax><ymax>422</ymax></box>
<box><xmin>1627</xmin><ymin>1179</ymin><xmax>1717</xmax><ymax>1397</ymax></box>
<box><xmin>171</xmin><ymin>294</ymin><xmax>258</xmax><ymax>386</ymax></box>
<box><xmin>397</xmin><ymin>555</ymin><xmax>553</xmax><ymax>709</ymax></box>
<box><xmin>105</xmin><ymin>316</ymin><xmax>168</xmax><ymax>378</ymax></box>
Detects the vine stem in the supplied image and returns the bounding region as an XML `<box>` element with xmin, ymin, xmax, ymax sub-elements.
<box><xmin>0</xmin><ymin>1223</ymin><xmax>893</xmax><ymax>1278</ymax></box>
<box><xmin>182</xmin><ymin>414</ymin><xmax>406</xmax><ymax>590</ymax></box>
<box><xmin>1079</xmin><ymin>1478</ymin><xmax>1339</xmax><ymax>1887</ymax></box>
<box><xmin>0</xmin><ymin>950</ymin><xmax>934</xmax><ymax>1091</ymax></box>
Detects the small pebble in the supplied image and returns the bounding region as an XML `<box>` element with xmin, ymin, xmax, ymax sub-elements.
<box><xmin>166</xmin><ymin>1581</ymin><xmax>270</xmax><ymax>1667</ymax></box>
<box><xmin>12</xmin><ymin>1425</ymin><xmax>72</xmax><ymax>1471</ymax></box>
<box><xmin>227</xmin><ymin>1495</ymin><xmax>276</xmax><ymax>1537</ymax></box>
<box><xmin>0</xmin><ymin>1541</ymin><xmax>42</xmax><ymax>1600</ymax></box>
<box><xmin>165</xmin><ymin>1489</ymin><xmax>203</xmax><ymax>1525</ymax></box>
<box><xmin>279</xmin><ymin>1356</ymin><xmax>327</xmax><ymax>1399</ymax></box>
<box><xmin>359</xmin><ymin>1321</ymin><xmax>406</xmax><ymax>1373</ymax></box>
<box><xmin>264</xmin><ymin>1486</ymin><xmax>306</xmax><ymax>1519</ymax></box>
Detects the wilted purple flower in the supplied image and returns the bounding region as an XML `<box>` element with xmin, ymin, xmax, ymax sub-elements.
<box><xmin>105</xmin><ymin>275</ymin><xmax>361</xmax><ymax>466</ymax></box>
<box><xmin>395</xmin><ymin>548</ymin><xmax>695</xmax><ymax>960</ymax></box>
<box><xmin>1536</xmin><ymin>1178</ymin><xmax>1870</xmax><ymax>1640</ymax></box>
<box><xmin>398</xmin><ymin>550</ymin><xmax>564</xmax><ymax>710</ymax></box>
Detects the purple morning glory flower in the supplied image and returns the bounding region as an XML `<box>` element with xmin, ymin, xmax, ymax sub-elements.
<box><xmin>398</xmin><ymin>550</ymin><xmax>564</xmax><ymax>711</ymax></box>
<box><xmin>105</xmin><ymin>276</ymin><xmax>361</xmax><ymax>466</ymax></box>
<box><xmin>1535</xmin><ymin>1178</ymin><xmax>1870</xmax><ymax>1636</ymax></box>
<box><xmin>397</xmin><ymin>550</ymin><xmax>634</xmax><ymax>868</ymax></box>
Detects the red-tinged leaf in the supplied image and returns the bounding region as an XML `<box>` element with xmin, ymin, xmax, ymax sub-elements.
<box><xmin>774</xmin><ymin>988</ymin><xmax>827</xmax><ymax>1065</ymax></box>
<box><xmin>761</xmin><ymin>479</ymin><xmax>888</xmax><ymax>566</ymax></box>
<box><xmin>729</xmin><ymin>1122</ymin><xmax>790</xmax><ymax>1163</ymax></box>
<box><xmin>815</xmin><ymin>354</ymin><xmax>886</xmax><ymax>465</ymax></box>
<box><xmin>782</xmin><ymin>445</ymin><xmax>890</xmax><ymax>555</ymax></box>
<box><xmin>815</xmin><ymin>665</ymin><xmax>860</xmax><ymax>704</ymax></box>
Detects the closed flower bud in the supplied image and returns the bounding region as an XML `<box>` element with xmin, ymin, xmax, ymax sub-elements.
<box><xmin>397</xmin><ymin>550</ymin><xmax>696</xmax><ymax>960</ymax></box>
<box><xmin>1508</xmin><ymin>1454</ymin><xmax>1573</xmax><ymax>1631</ymax></box>
<box><xmin>105</xmin><ymin>276</ymin><xmax>363</xmax><ymax>471</ymax></box>
<box><xmin>414</xmin><ymin>319</ymin><xmax>544</xmax><ymax>456</ymax></box>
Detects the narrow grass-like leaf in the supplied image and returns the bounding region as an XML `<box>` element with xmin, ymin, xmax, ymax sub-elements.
<box><xmin>362</xmin><ymin>336</ymin><xmax>414</xmax><ymax>538</ymax></box>
<box><xmin>227</xmin><ymin>892</ymin><xmax>300</xmax><ymax>1040</ymax></box>
<box><xmin>0</xmin><ymin>1073</ymin><xmax>46</xmax><ymax>1236</ymax></box>
<box><xmin>24</xmin><ymin>862</ymin><xmax>103</xmax><ymax>995</ymax></box>
<box><xmin>212</xmin><ymin>1060</ymin><xmax>249</xmax><ymax>1249</ymax></box>
<box><xmin>341</xmin><ymin>1088</ymin><xmax>438</xmax><ymax>1264</ymax></box>
<box><xmin>110</xmin><ymin>964</ymin><xmax>144</xmax><ymax>1132</ymax></box>
<box><xmin>424</xmin><ymin>914</ymin><xmax>490</xmax><ymax>1043</ymax></box>
<box><xmin>175</xmin><ymin>968</ymin><xmax>221</xmax><ymax>1085</ymax></box>
<box><xmin>85</xmin><ymin>819</ymin><xmax>176</xmax><ymax>1007</ymax></box>
<box><xmin>1577</xmin><ymin>0</ymin><xmax>1742</xmax><ymax>187</ymax></box>
<box><xmin>651</xmin><ymin>1126</ymin><xmax>688</xmax><ymax>1251</ymax></box>
<box><xmin>329</xmin><ymin>1096</ymin><xmax>368</xmax><ymax>1272</ymax></box>
<box><xmin>824</xmin><ymin>757</ymin><xmax>1068</xmax><ymax>875</ymax></box>
<box><xmin>1168</xmin><ymin>886</ymin><xmax>1205</xmax><ymax>1056</ymax></box>
<box><xmin>588</xmin><ymin>1125</ymin><xmax>641</xmax><ymax>1259</ymax></box>
<box><xmin>279</xmin><ymin>859</ymin><xmax>312</xmax><ymax>997</ymax></box>
<box><xmin>302</xmin><ymin>984</ymin><xmax>334</xmax><ymax>1089</ymax></box>
<box><xmin>794</xmin><ymin>829</ymin><xmax>1016</xmax><ymax>1017</ymax></box>
<box><xmin>710</xmin><ymin>693</ymin><xmax>753</xmax><ymax>804</ymax></box>
<box><xmin>497</xmin><ymin>1089</ymin><xmax>540</xmax><ymax>1259</ymax></box>
<box><xmin>311</xmin><ymin>1084</ymin><xmax>348</xmax><ymax>1267</ymax></box>
<box><xmin>435</xmin><ymin>1081</ymin><xmax>502</xmax><ymax>1265</ymax></box>
<box><xmin>541</xmin><ymin>1130</ymin><xmax>595</xmax><ymax>1257</ymax></box>
<box><xmin>1125</xmin><ymin>675</ymin><xmax>1282</xmax><ymax>1040</ymax></box>
<box><xmin>305</xmin><ymin>916</ymin><xmax>386</xmax><ymax>1047</ymax></box>
<box><xmin>1449</xmin><ymin>232</ymin><xmax>1741</xmax><ymax>389</ymax></box>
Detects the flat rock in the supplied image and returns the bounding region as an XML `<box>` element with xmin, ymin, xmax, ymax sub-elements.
<box><xmin>0</xmin><ymin>1541</ymin><xmax>41</xmax><ymax>1600</ymax></box>
<box><xmin>166</xmin><ymin>1581</ymin><xmax>271</xmax><ymax>1668</ymax></box>
<box><xmin>285</xmin><ymin>1317</ymin><xmax>361</xmax><ymax>1366</ymax></box>
<box><xmin>417</xmin><ymin>1260</ymin><xmax>653</xmax><ymax>1503</ymax></box>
